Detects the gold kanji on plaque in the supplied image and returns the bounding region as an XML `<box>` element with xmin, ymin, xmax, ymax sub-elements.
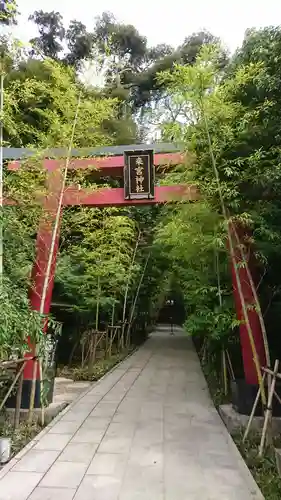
<box><xmin>124</xmin><ymin>150</ymin><xmax>154</xmax><ymax>200</ymax></box>
<box><xmin>135</xmin><ymin>157</ymin><xmax>144</xmax><ymax>166</ymax></box>
<box><xmin>135</xmin><ymin>166</ymin><xmax>144</xmax><ymax>176</ymax></box>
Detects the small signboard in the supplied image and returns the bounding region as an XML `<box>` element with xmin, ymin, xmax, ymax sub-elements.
<box><xmin>124</xmin><ymin>150</ymin><xmax>155</xmax><ymax>200</ymax></box>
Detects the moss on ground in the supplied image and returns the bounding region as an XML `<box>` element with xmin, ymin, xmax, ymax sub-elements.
<box><xmin>57</xmin><ymin>348</ymin><xmax>134</xmax><ymax>381</ymax></box>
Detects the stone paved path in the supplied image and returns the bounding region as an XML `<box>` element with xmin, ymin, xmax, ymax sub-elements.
<box><xmin>0</xmin><ymin>325</ymin><xmax>263</xmax><ymax>499</ymax></box>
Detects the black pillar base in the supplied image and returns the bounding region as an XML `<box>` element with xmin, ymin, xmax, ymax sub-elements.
<box><xmin>5</xmin><ymin>378</ymin><xmax>54</xmax><ymax>410</ymax></box>
<box><xmin>231</xmin><ymin>379</ymin><xmax>281</xmax><ymax>416</ymax></box>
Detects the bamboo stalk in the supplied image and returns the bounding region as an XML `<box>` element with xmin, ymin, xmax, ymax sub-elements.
<box><xmin>126</xmin><ymin>252</ymin><xmax>151</xmax><ymax>347</ymax></box>
<box><xmin>32</xmin><ymin>93</ymin><xmax>82</xmax><ymax>411</ymax></box>
<box><xmin>39</xmin><ymin>359</ymin><xmax>45</xmax><ymax>427</ymax></box>
<box><xmin>215</xmin><ymin>250</ymin><xmax>223</xmax><ymax>307</ymax></box>
<box><xmin>230</xmin><ymin>222</ymin><xmax>271</xmax><ymax>371</ymax></box>
<box><xmin>0</xmin><ymin>72</ymin><xmax>4</xmax><ymax>284</ymax></box>
<box><xmin>230</xmin><ymin>222</ymin><xmax>272</xmax><ymax>401</ymax></box>
<box><xmin>28</xmin><ymin>357</ymin><xmax>38</xmax><ymax>424</ymax></box>
<box><xmin>38</xmin><ymin>93</ymin><xmax>82</xmax><ymax>317</ymax></box>
<box><xmin>215</xmin><ymin>251</ymin><xmax>228</xmax><ymax>395</ymax></box>
<box><xmin>222</xmin><ymin>350</ymin><xmax>228</xmax><ymax>396</ymax></box>
<box><xmin>95</xmin><ymin>274</ymin><xmax>101</xmax><ymax>332</ymax></box>
<box><xmin>226</xmin><ymin>350</ymin><xmax>235</xmax><ymax>380</ymax></box>
<box><xmin>121</xmin><ymin>232</ymin><xmax>140</xmax><ymax>340</ymax></box>
<box><xmin>111</xmin><ymin>301</ymin><xmax>115</xmax><ymax>327</ymax></box>
<box><xmin>201</xmin><ymin>105</ymin><xmax>266</xmax><ymax>406</ymax></box>
<box><xmin>105</xmin><ymin>330</ymin><xmax>109</xmax><ymax>358</ymax></box>
<box><xmin>81</xmin><ymin>336</ymin><xmax>85</xmax><ymax>368</ymax></box>
<box><xmin>89</xmin><ymin>333</ymin><xmax>98</xmax><ymax>368</ymax></box>
<box><xmin>111</xmin><ymin>244</ymin><xmax>122</xmax><ymax>326</ymax></box>
<box><xmin>259</xmin><ymin>360</ymin><xmax>279</xmax><ymax>457</ymax></box>
<box><xmin>14</xmin><ymin>361</ymin><xmax>24</xmax><ymax>429</ymax></box>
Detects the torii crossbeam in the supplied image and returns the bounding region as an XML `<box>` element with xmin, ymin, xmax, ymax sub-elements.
<box><xmin>3</xmin><ymin>143</ymin><xmax>266</xmax><ymax>408</ymax></box>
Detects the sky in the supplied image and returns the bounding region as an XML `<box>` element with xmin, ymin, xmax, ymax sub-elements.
<box><xmin>13</xmin><ymin>0</ymin><xmax>281</xmax><ymax>53</ymax></box>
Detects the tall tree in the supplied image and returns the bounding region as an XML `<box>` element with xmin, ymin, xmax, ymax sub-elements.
<box><xmin>0</xmin><ymin>0</ymin><xmax>18</xmax><ymax>25</ymax></box>
<box><xmin>29</xmin><ymin>10</ymin><xmax>94</xmax><ymax>70</ymax></box>
<box><xmin>29</xmin><ymin>10</ymin><xmax>65</xmax><ymax>60</ymax></box>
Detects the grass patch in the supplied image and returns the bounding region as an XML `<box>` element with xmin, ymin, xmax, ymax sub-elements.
<box><xmin>0</xmin><ymin>420</ymin><xmax>42</xmax><ymax>460</ymax></box>
<box><xmin>57</xmin><ymin>348</ymin><xmax>134</xmax><ymax>382</ymax></box>
<box><xmin>200</xmin><ymin>359</ymin><xmax>229</xmax><ymax>407</ymax></box>
<box><xmin>200</xmin><ymin>355</ymin><xmax>281</xmax><ymax>499</ymax></box>
<box><xmin>233</xmin><ymin>431</ymin><xmax>281</xmax><ymax>500</ymax></box>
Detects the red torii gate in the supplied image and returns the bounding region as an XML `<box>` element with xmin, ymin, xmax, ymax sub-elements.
<box><xmin>4</xmin><ymin>143</ymin><xmax>266</xmax><ymax>407</ymax></box>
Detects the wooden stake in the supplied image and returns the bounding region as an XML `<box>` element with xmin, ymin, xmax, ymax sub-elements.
<box><xmin>243</xmin><ymin>372</ymin><xmax>266</xmax><ymax>443</ymax></box>
<box><xmin>0</xmin><ymin>361</ymin><xmax>25</xmax><ymax>413</ymax></box>
<box><xmin>258</xmin><ymin>360</ymin><xmax>279</xmax><ymax>457</ymax></box>
<box><xmin>274</xmin><ymin>390</ymin><xmax>281</xmax><ymax>406</ymax></box>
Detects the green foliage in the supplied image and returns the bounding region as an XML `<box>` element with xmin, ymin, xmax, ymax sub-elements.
<box><xmin>1</xmin><ymin>34</ymin><xmax>121</xmax><ymax>364</ymax></box>
<box><xmin>0</xmin><ymin>0</ymin><xmax>18</xmax><ymax>26</ymax></box>
<box><xmin>234</xmin><ymin>431</ymin><xmax>281</xmax><ymax>500</ymax></box>
<box><xmin>29</xmin><ymin>10</ymin><xmax>94</xmax><ymax>69</ymax></box>
<box><xmin>58</xmin><ymin>349</ymin><xmax>132</xmax><ymax>381</ymax></box>
<box><xmin>56</xmin><ymin>207</ymin><xmax>138</xmax><ymax>324</ymax></box>
<box><xmin>4</xmin><ymin>59</ymin><xmax>116</xmax><ymax>148</ymax></box>
<box><xmin>6</xmin><ymin>13</ymin><xmax>281</xmax><ymax>424</ymax></box>
<box><xmin>153</xmin><ymin>197</ymin><xmax>236</xmax><ymax>359</ymax></box>
<box><xmin>158</xmin><ymin>33</ymin><xmax>281</xmax><ymax>361</ymax></box>
<box><xmin>0</xmin><ymin>421</ymin><xmax>42</xmax><ymax>457</ymax></box>
<box><xmin>1</xmin><ymin>162</ymin><xmax>48</xmax><ymax>360</ymax></box>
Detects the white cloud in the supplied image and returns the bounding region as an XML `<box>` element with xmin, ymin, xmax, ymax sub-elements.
<box><xmin>13</xmin><ymin>0</ymin><xmax>281</xmax><ymax>53</ymax></box>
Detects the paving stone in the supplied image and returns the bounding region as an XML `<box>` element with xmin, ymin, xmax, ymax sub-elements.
<box><xmin>119</xmin><ymin>490</ymin><xmax>163</xmax><ymax>500</ymax></box>
<box><xmin>128</xmin><ymin>444</ymin><xmax>163</xmax><ymax>467</ymax></box>
<box><xmin>59</xmin><ymin>442</ymin><xmax>98</xmax><ymax>463</ymax></box>
<box><xmin>90</xmin><ymin>402</ymin><xmax>119</xmax><ymax>418</ymax></box>
<box><xmin>111</xmin><ymin>412</ymin><xmax>139</xmax><ymax>423</ymax></box>
<box><xmin>28</xmin><ymin>487</ymin><xmax>76</xmax><ymax>500</ymax></box>
<box><xmin>120</xmin><ymin>465</ymin><xmax>164</xmax><ymax>500</ymax></box>
<box><xmin>74</xmin><ymin>474</ymin><xmax>122</xmax><ymax>500</ymax></box>
<box><xmin>0</xmin><ymin>471</ymin><xmax>42</xmax><ymax>500</ymax></box>
<box><xmin>60</xmin><ymin>411</ymin><xmax>89</xmax><ymax>423</ymax></box>
<box><xmin>87</xmin><ymin>452</ymin><xmax>128</xmax><ymax>476</ymax></box>
<box><xmin>71</xmin><ymin>402</ymin><xmax>97</xmax><ymax>412</ymax></box>
<box><xmin>49</xmin><ymin>420</ymin><xmax>82</xmax><ymax>434</ymax></box>
<box><xmin>78</xmin><ymin>416</ymin><xmax>110</xmax><ymax>430</ymax></box>
<box><xmin>71</xmin><ymin>427</ymin><xmax>105</xmax><ymax>443</ymax></box>
<box><xmin>13</xmin><ymin>449</ymin><xmax>60</xmax><ymax>473</ymax></box>
<box><xmin>40</xmin><ymin>461</ymin><xmax>88</xmax><ymax>488</ymax></box>
<box><xmin>104</xmin><ymin>422</ymin><xmax>135</xmax><ymax>438</ymax></box>
<box><xmin>33</xmin><ymin>433</ymin><xmax>72</xmax><ymax>451</ymax></box>
<box><xmin>98</xmin><ymin>436</ymin><xmax>133</xmax><ymax>454</ymax></box>
<box><xmin>0</xmin><ymin>326</ymin><xmax>264</xmax><ymax>500</ymax></box>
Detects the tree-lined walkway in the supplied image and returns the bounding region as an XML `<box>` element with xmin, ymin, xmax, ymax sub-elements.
<box><xmin>0</xmin><ymin>326</ymin><xmax>263</xmax><ymax>499</ymax></box>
